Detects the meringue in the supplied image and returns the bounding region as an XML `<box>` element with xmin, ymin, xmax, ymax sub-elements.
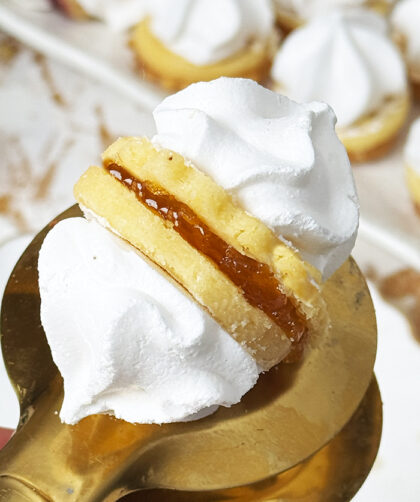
<box><xmin>76</xmin><ymin>0</ymin><xmax>146</xmax><ymax>30</ymax></box>
<box><xmin>153</xmin><ymin>77</ymin><xmax>359</xmax><ymax>280</ymax></box>
<box><xmin>146</xmin><ymin>0</ymin><xmax>274</xmax><ymax>65</ymax></box>
<box><xmin>271</xmin><ymin>9</ymin><xmax>407</xmax><ymax>128</ymax></box>
<box><xmin>38</xmin><ymin>217</ymin><xmax>259</xmax><ymax>425</ymax></box>
<box><xmin>391</xmin><ymin>0</ymin><xmax>420</xmax><ymax>79</ymax></box>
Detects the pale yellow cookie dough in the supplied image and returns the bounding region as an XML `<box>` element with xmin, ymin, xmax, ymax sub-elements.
<box><xmin>338</xmin><ymin>94</ymin><xmax>409</xmax><ymax>163</ymax></box>
<box><xmin>405</xmin><ymin>164</ymin><xmax>420</xmax><ymax>215</ymax></box>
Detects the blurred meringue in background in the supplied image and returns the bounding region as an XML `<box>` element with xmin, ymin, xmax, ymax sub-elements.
<box><xmin>271</xmin><ymin>8</ymin><xmax>409</xmax><ymax>162</ymax></box>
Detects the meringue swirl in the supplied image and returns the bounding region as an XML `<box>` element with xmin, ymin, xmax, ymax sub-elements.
<box><xmin>39</xmin><ymin>217</ymin><xmax>259</xmax><ymax>425</ymax></box>
<box><xmin>153</xmin><ymin>77</ymin><xmax>359</xmax><ymax>280</ymax></box>
<box><xmin>271</xmin><ymin>9</ymin><xmax>407</xmax><ymax>128</ymax></box>
<box><xmin>147</xmin><ymin>0</ymin><xmax>274</xmax><ymax>65</ymax></box>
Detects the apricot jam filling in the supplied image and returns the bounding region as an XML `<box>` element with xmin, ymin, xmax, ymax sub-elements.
<box><xmin>105</xmin><ymin>163</ymin><xmax>308</xmax><ymax>352</ymax></box>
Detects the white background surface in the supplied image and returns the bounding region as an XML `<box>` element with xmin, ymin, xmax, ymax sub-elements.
<box><xmin>0</xmin><ymin>3</ymin><xmax>419</xmax><ymax>501</ymax></box>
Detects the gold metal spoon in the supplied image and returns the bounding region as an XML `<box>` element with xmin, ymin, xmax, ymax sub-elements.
<box><xmin>0</xmin><ymin>205</ymin><xmax>380</xmax><ymax>502</ymax></box>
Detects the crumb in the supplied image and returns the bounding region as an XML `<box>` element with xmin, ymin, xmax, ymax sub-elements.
<box><xmin>378</xmin><ymin>268</ymin><xmax>420</xmax><ymax>344</ymax></box>
<box><xmin>364</xmin><ymin>264</ymin><xmax>379</xmax><ymax>282</ymax></box>
<box><xmin>0</xmin><ymin>36</ymin><xmax>20</xmax><ymax>64</ymax></box>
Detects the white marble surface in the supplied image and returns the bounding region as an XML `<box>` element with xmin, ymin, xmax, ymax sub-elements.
<box><xmin>0</xmin><ymin>32</ymin><xmax>155</xmax><ymax>242</ymax></box>
<box><xmin>354</xmin><ymin>286</ymin><xmax>420</xmax><ymax>502</ymax></box>
<box><xmin>0</xmin><ymin>5</ymin><xmax>419</xmax><ymax>501</ymax></box>
<box><xmin>352</xmin><ymin>241</ymin><xmax>420</xmax><ymax>502</ymax></box>
<box><xmin>0</xmin><ymin>27</ymin><xmax>154</xmax><ymax>428</ymax></box>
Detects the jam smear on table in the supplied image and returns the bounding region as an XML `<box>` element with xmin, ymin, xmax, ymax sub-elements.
<box><xmin>105</xmin><ymin>163</ymin><xmax>308</xmax><ymax>355</ymax></box>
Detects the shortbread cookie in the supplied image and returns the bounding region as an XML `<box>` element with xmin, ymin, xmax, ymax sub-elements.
<box><xmin>75</xmin><ymin>138</ymin><xmax>325</xmax><ymax>369</ymax></box>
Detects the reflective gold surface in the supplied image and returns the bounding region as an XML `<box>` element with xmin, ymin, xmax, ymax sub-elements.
<box><xmin>121</xmin><ymin>377</ymin><xmax>382</xmax><ymax>502</ymax></box>
<box><xmin>0</xmin><ymin>205</ymin><xmax>379</xmax><ymax>501</ymax></box>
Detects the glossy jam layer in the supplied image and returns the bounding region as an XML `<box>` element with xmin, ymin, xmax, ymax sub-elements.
<box><xmin>105</xmin><ymin>163</ymin><xmax>308</xmax><ymax>354</ymax></box>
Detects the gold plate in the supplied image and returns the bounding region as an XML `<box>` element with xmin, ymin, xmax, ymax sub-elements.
<box><xmin>121</xmin><ymin>377</ymin><xmax>382</xmax><ymax>501</ymax></box>
<box><xmin>0</xmin><ymin>205</ymin><xmax>377</xmax><ymax>501</ymax></box>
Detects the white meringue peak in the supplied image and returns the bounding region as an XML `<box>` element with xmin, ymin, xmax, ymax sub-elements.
<box><xmin>153</xmin><ymin>77</ymin><xmax>359</xmax><ymax>280</ymax></box>
<box><xmin>147</xmin><ymin>0</ymin><xmax>274</xmax><ymax>65</ymax></box>
<box><xmin>271</xmin><ymin>8</ymin><xmax>407</xmax><ymax>128</ymax></box>
<box><xmin>38</xmin><ymin>217</ymin><xmax>259</xmax><ymax>425</ymax></box>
